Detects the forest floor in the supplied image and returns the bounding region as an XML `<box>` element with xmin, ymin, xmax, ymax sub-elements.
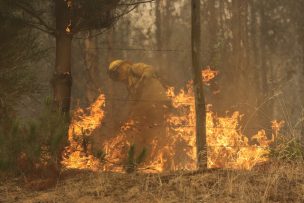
<box><xmin>1</xmin><ymin>161</ymin><xmax>304</xmax><ymax>203</ymax></box>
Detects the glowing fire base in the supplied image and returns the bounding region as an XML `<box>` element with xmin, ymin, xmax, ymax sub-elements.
<box><xmin>63</xmin><ymin>69</ymin><xmax>283</xmax><ymax>172</ymax></box>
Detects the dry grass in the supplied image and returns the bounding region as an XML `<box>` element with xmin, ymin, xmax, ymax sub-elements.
<box><xmin>0</xmin><ymin>161</ymin><xmax>303</xmax><ymax>203</ymax></box>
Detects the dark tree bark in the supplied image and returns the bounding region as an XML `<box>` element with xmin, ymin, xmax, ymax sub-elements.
<box><xmin>191</xmin><ymin>0</ymin><xmax>207</xmax><ymax>169</ymax></box>
<box><xmin>53</xmin><ymin>0</ymin><xmax>73</xmax><ymax>114</ymax></box>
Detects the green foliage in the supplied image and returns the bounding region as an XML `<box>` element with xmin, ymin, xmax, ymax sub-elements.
<box><xmin>124</xmin><ymin>144</ymin><xmax>147</xmax><ymax>173</ymax></box>
<box><xmin>0</xmin><ymin>103</ymin><xmax>69</xmax><ymax>173</ymax></box>
<box><xmin>94</xmin><ymin>149</ymin><xmax>106</xmax><ymax>162</ymax></box>
<box><xmin>270</xmin><ymin>135</ymin><xmax>304</xmax><ymax>161</ymax></box>
<box><xmin>0</xmin><ymin>2</ymin><xmax>41</xmax><ymax>118</ymax></box>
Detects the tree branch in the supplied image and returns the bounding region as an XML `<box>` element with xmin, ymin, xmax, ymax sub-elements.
<box><xmin>14</xmin><ymin>2</ymin><xmax>55</xmax><ymax>34</ymax></box>
<box><xmin>21</xmin><ymin>20</ymin><xmax>55</xmax><ymax>36</ymax></box>
<box><xmin>118</xmin><ymin>0</ymin><xmax>155</xmax><ymax>6</ymax></box>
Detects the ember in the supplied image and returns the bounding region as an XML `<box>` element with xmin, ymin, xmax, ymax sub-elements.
<box><xmin>202</xmin><ymin>66</ymin><xmax>219</xmax><ymax>85</ymax></box>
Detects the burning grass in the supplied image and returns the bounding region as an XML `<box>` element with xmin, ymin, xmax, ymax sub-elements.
<box><xmin>0</xmin><ymin>67</ymin><xmax>303</xmax><ymax>202</ymax></box>
<box><xmin>62</xmin><ymin>94</ymin><xmax>106</xmax><ymax>170</ymax></box>
<box><xmin>63</xmin><ymin>68</ymin><xmax>282</xmax><ymax>172</ymax></box>
<box><xmin>1</xmin><ymin>161</ymin><xmax>303</xmax><ymax>202</ymax></box>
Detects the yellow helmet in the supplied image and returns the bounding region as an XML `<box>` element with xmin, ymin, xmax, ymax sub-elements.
<box><xmin>108</xmin><ymin>60</ymin><xmax>125</xmax><ymax>81</ymax></box>
<box><xmin>108</xmin><ymin>60</ymin><xmax>124</xmax><ymax>72</ymax></box>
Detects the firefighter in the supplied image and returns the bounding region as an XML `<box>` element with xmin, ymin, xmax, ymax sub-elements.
<box><xmin>108</xmin><ymin>60</ymin><xmax>165</xmax><ymax>99</ymax></box>
<box><xmin>108</xmin><ymin>59</ymin><xmax>170</xmax><ymax>117</ymax></box>
<box><xmin>107</xmin><ymin>60</ymin><xmax>170</xmax><ymax>162</ymax></box>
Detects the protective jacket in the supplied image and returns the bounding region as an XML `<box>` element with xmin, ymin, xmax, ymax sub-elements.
<box><xmin>126</xmin><ymin>63</ymin><xmax>156</xmax><ymax>96</ymax></box>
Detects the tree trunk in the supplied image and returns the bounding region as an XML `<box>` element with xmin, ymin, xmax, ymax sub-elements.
<box><xmin>84</xmin><ymin>32</ymin><xmax>100</xmax><ymax>104</ymax></box>
<box><xmin>53</xmin><ymin>0</ymin><xmax>73</xmax><ymax>114</ymax></box>
<box><xmin>232</xmin><ymin>0</ymin><xmax>241</xmax><ymax>79</ymax></box>
<box><xmin>207</xmin><ymin>0</ymin><xmax>217</xmax><ymax>66</ymax></box>
<box><xmin>300</xmin><ymin>30</ymin><xmax>304</xmax><ymax>152</ymax></box>
<box><xmin>106</xmin><ymin>27</ymin><xmax>115</xmax><ymax>129</ymax></box>
<box><xmin>191</xmin><ymin>0</ymin><xmax>207</xmax><ymax>169</ymax></box>
<box><xmin>155</xmin><ymin>0</ymin><xmax>164</xmax><ymax>70</ymax></box>
<box><xmin>259</xmin><ymin>4</ymin><xmax>273</xmax><ymax>125</ymax></box>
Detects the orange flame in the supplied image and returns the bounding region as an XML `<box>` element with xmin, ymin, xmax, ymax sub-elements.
<box><xmin>166</xmin><ymin>82</ymin><xmax>279</xmax><ymax>170</ymax></box>
<box><xmin>202</xmin><ymin>66</ymin><xmax>219</xmax><ymax>85</ymax></box>
<box><xmin>62</xmin><ymin>94</ymin><xmax>105</xmax><ymax>170</ymax></box>
<box><xmin>64</xmin><ymin>68</ymin><xmax>283</xmax><ymax>172</ymax></box>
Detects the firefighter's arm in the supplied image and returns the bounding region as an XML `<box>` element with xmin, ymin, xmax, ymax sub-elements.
<box><xmin>131</xmin><ymin>64</ymin><xmax>155</xmax><ymax>89</ymax></box>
